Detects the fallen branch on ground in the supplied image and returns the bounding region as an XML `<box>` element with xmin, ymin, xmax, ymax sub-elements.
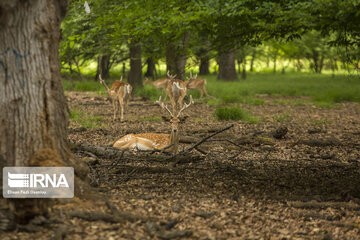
<box><xmin>70</xmin><ymin>140</ymin><xmax>124</xmax><ymax>159</ymax></box>
<box><xmin>168</xmin><ymin>124</ymin><xmax>234</xmax><ymax>161</ymax></box>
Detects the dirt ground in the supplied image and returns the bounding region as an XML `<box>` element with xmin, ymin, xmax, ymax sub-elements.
<box><xmin>3</xmin><ymin>91</ymin><xmax>360</xmax><ymax>240</ymax></box>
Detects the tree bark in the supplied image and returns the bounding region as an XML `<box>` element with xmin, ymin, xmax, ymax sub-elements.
<box><xmin>217</xmin><ymin>49</ymin><xmax>238</xmax><ymax>81</ymax></box>
<box><xmin>127</xmin><ymin>42</ymin><xmax>142</xmax><ymax>88</ymax></box>
<box><xmin>96</xmin><ymin>55</ymin><xmax>110</xmax><ymax>80</ymax></box>
<box><xmin>0</xmin><ymin>0</ymin><xmax>72</xmax><ymax>226</ymax></box>
<box><xmin>165</xmin><ymin>33</ymin><xmax>189</xmax><ymax>80</ymax></box>
<box><xmin>199</xmin><ymin>56</ymin><xmax>210</xmax><ymax>75</ymax></box>
<box><xmin>144</xmin><ymin>57</ymin><xmax>155</xmax><ymax>78</ymax></box>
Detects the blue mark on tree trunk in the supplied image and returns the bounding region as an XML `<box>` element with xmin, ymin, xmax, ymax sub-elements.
<box><xmin>0</xmin><ymin>48</ymin><xmax>30</xmax><ymax>81</ymax></box>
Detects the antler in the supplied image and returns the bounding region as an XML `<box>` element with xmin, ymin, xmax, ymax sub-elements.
<box><xmin>156</xmin><ymin>96</ymin><xmax>174</xmax><ymax>118</ymax></box>
<box><xmin>177</xmin><ymin>95</ymin><xmax>193</xmax><ymax>117</ymax></box>
<box><xmin>188</xmin><ymin>71</ymin><xmax>198</xmax><ymax>81</ymax></box>
<box><xmin>99</xmin><ymin>74</ymin><xmax>110</xmax><ymax>92</ymax></box>
<box><xmin>167</xmin><ymin>70</ymin><xmax>177</xmax><ymax>80</ymax></box>
<box><xmin>120</xmin><ymin>76</ymin><xmax>123</xmax><ymax>82</ymax></box>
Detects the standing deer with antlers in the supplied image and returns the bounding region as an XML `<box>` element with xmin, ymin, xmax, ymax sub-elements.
<box><xmin>113</xmin><ymin>95</ymin><xmax>193</xmax><ymax>153</ymax></box>
<box><xmin>99</xmin><ymin>75</ymin><xmax>132</xmax><ymax>121</ymax></box>
<box><xmin>144</xmin><ymin>76</ymin><xmax>169</xmax><ymax>100</ymax></box>
<box><xmin>185</xmin><ymin>72</ymin><xmax>209</xmax><ymax>98</ymax></box>
<box><xmin>165</xmin><ymin>71</ymin><xmax>188</xmax><ymax>115</ymax></box>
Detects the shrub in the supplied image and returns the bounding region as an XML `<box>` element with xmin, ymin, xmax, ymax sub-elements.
<box><xmin>215</xmin><ymin>106</ymin><xmax>258</xmax><ymax>123</ymax></box>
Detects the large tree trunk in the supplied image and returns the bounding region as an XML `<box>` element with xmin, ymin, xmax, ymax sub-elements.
<box><xmin>165</xmin><ymin>33</ymin><xmax>189</xmax><ymax>80</ymax></box>
<box><xmin>127</xmin><ymin>42</ymin><xmax>142</xmax><ymax>88</ymax></box>
<box><xmin>95</xmin><ymin>55</ymin><xmax>111</xmax><ymax>80</ymax></box>
<box><xmin>199</xmin><ymin>56</ymin><xmax>210</xmax><ymax>75</ymax></box>
<box><xmin>0</xmin><ymin>0</ymin><xmax>72</xmax><ymax>227</ymax></box>
<box><xmin>217</xmin><ymin>49</ymin><xmax>238</xmax><ymax>81</ymax></box>
<box><xmin>144</xmin><ymin>57</ymin><xmax>155</xmax><ymax>78</ymax></box>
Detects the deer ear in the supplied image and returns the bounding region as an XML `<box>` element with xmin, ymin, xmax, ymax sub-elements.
<box><xmin>180</xmin><ymin>116</ymin><xmax>188</xmax><ymax>123</ymax></box>
<box><xmin>162</xmin><ymin>116</ymin><xmax>170</xmax><ymax>122</ymax></box>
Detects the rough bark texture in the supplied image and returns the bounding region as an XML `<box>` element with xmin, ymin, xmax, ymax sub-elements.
<box><xmin>127</xmin><ymin>42</ymin><xmax>142</xmax><ymax>88</ymax></box>
<box><xmin>217</xmin><ymin>49</ymin><xmax>238</xmax><ymax>81</ymax></box>
<box><xmin>144</xmin><ymin>57</ymin><xmax>155</xmax><ymax>78</ymax></box>
<box><xmin>95</xmin><ymin>55</ymin><xmax>110</xmax><ymax>80</ymax></box>
<box><xmin>0</xmin><ymin>0</ymin><xmax>71</xmax><ymax>225</ymax></box>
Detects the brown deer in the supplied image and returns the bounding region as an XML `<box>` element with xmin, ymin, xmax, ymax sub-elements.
<box><xmin>144</xmin><ymin>76</ymin><xmax>169</xmax><ymax>100</ymax></box>
<box><xmin>165</xmin><ymin>71</ymin><xmax>188</xmax><ymax>115</ymax></box>
<box><xmin>185</xmin><ymin>72</ymin><xmax>209</xmax><ymax>98</ymax></box>
<box><xmin>99</xmin><ymin>75</ymin><xmax>132</xmax><ymax>121</ymax></box>
<box><xmin>113</xmin><ymin>95</ymin><xmax>193</xmax><ymax>153</ymax></box>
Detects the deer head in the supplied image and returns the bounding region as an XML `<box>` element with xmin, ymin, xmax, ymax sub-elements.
<box><xmin>156</xmin><ymin>95</ymin><xmax>193</xmax><ymax>152</ymax></box>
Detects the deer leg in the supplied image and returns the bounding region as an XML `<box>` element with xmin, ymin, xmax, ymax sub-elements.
<box><xmin>119</xmin><ymin>98</ymin><xmax>125</xmax><ymax>121</ymax></box>
<box><xmin>114</xmin><ymin>136</ymin><xmax>136</xmax><ymax>150</ymax></box>
<box><xmin>200</xmin><ymin>89</ymin><xmax>204</xmax><ymax>98</ymax></box>
<box><xmin>203</xmin><ymin>86</ymin><xmax>209</xmax><ymax>97</ymax></box>
<box><xmin>112</xmin><ymin>99</ymin><xmax>117</xmax><ymax>120</ymax></box>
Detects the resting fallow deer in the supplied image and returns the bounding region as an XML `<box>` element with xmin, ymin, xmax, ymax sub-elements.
<box><xmin>113</xmin><ymin>95</ymin><xmax>193</xmax><ymax>153</ymax></box>
<box><xmin>144</xmin><ymin>76</ymin><xmax>169</xmax><ymax>100</ymax></box>
<box><xmin>165</xmin><ymin>71</ymin><xmax>188</xmax><ymax>115</ymax></box>
<box><xmin>185</xmin><ymin>72</ymin><xmax>209</xmax><ymax>98</ymax></box>
<box><xmin>99</xmin><ymin>75</ymin><xmax>132</xmax><ymax>121</ymax></box>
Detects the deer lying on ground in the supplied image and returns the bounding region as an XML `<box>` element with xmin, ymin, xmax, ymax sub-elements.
<box><xmin>185</xmin><ymin>72</ymin><xmax>209</xmax><ymax>98</ymax></box>
<box><xmin>113</xmin><ymin>95</ymin><xmax>193</xmax><ymax>153</ymax></box>
<box><xmin>165</xmin><ymin>71</ymin><xmax>188</xmax><ymax>115</ymax></box>
<box><xmin>144</xmin><ymin>76</ymin><xmax>169</xmax><ymax>100</ymax></box>
<box><xmin>99</xmin><ymin>75</ymin><xmax>132</xmax><ymax>121</ymax></box>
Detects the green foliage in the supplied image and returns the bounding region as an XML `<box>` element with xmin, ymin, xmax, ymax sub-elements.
<box><xmin>133</xmin><ymin>85</ymin><xmax>161</xmax><ymax>101</ymax></box>
<box><xmin>215</xmin><ymin>106</ymin><xmax>258</xmax><ymax>123</ymax></box>
<box><xmin>63</xmin><ymin>80</ymin><xmax>105</xmax><ymax>92</ymax></box>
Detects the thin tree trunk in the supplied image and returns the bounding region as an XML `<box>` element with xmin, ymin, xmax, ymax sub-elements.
<box><xmin>217</xmin><ymin>48</ymin><xmax>238</xmax><ymax>81</ymax></box>
<box><xmin>96</xmin><ymin>55</ymin><xmax>110</xmax><ymax>80</ymax></box>
<box><xmin>273</xmin><ymin>51</ymin><xmax>278</xmax><ymax>74</ymax></box>
<box><xmin>241</xmin><ymin>58</ymin><xmax>247</xmax><ymax>80</ymax></box>
<box><xmin>144</xmin><ymin>57</ymin><xmax>155</xmax><ymax>78</ymax></box>
<box><xmin>128</xmin><ymin>42</ymin><xmax>142</xmax><ymax>88</ymax></box>
<box><xmin>0</xmin><ymin>0</ymin><xmax>71</xmax><ymax>226</ymax></box>
<box><xmin>73</xmin><ymin>57</ymin><xmax>84</xmax><ymax>80</ymax></box>
<box><xmin>237</xmin><ymin>59</ymin><xmax>241</xmax><ymax>74</ymax></box>
<box><xmin>122</xmin><ymin>62</ymin><xmax>126</xmax><ymax>77</ymax></box>
<box><xmin>250</xmin><ymin>49</ymin><xmax>256</xmax><ymax>72</ymax></box>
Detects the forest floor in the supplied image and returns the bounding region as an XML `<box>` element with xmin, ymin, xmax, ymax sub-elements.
<box><xmin>3</xmin><ymin>91</ymin><xmax>360</xmax><ymax>240</ymax></box>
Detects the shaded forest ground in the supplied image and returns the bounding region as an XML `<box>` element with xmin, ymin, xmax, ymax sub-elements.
<box><xmin>2</xmin><ymin>89</ymin><xmax>360</xmax><ymax>239</ymax></box>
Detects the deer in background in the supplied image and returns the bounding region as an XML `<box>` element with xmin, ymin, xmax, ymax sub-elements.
<box><xmin>113</xmin><ymin>95</ymin><xmax>193</xmax><ymax>153</ymax></box>
<box><xmin>185</xmin><ymin>72</ymin><xmax>209</xmax><ymax>98</ymax></box>
<box><xmin>99</xmin><ymin>75</ymin><xmax>132</xmax><ymax>121</ymax></box>
<box><xmin>165</xmin><ymin>71</ymin><xmax>188</xmax><ymax>115</ymax></box>
<box><xmin>144</xmin><ymin>76</ymin><xmax>169</xmax><ymax>100</ymax></box>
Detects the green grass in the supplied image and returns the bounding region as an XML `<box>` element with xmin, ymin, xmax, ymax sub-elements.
<box><xmin>203</xmin><ymin>73</ymin><xmax>360</xmax><ymax>104</ymax></box>
<box><xmin>70</xmin><ymin>108</ymin><xmax>105</xmax><ymax>128</ymax></box>
<box><xmin>215</xmin><ymin>106</ymin><xmax>259</xmax><ymax>123</ymax></box>
<box><xmin>63</xmin><ymin>80</ymin><xmax>106</xmax><ymax>92</ymax></box>
<box><xmin>63</xmin><ymin>72</ymin><xmax>360</xmax><ymax>105</ymax></box>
